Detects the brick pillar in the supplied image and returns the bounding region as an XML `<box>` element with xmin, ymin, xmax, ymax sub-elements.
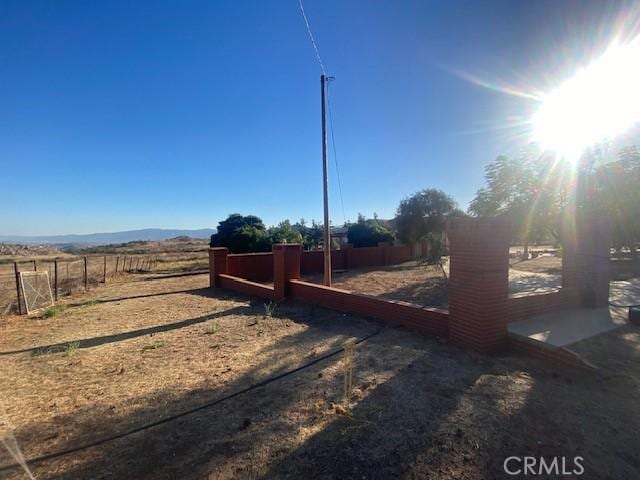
<box><xmin>447</xmin><ymin>217</ymin><xmax>511</xmax><ymax>353</ymax></box>
<box><xmin>273</xmin><ymin>244</ymin><xmax>302</xmax><ymax>301</ymax></box>
<box><xmin>208</xmin><ymin>247</ymin><xmax>228</xmax><ymax>288</ymax></box>
<box><xmin>562</xmin><ymin>215</ymin><xmax>611</xmax><ymax>308</ymax></box>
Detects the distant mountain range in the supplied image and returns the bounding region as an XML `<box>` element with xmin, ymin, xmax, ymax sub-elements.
<box><xmin>0</xmin><ymin>228</ymin><xmax>216</xmax><ymax>246</ymax></box>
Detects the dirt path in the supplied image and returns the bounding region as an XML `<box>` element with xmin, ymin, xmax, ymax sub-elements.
<box><xmin>1</xmin><ymin>273</ymin><xmax>639</xmax><ymax>479</ymax></box>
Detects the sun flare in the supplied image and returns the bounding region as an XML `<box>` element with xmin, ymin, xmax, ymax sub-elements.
<box><xmin>532</xmin><ymin>36</ymin><xmax>640</xmax><ymax>162</ymax></box>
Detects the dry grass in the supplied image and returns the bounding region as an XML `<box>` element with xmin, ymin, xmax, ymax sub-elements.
<box><xmin>0</xmin><ymin>271</ymin><xmax>639</xmax><ymax>479</ymax></box>
<box><xmin>0</xmin><ymin>238</ymin><xmax>210</xmax><ymax>315</ymax></box>
<box><xmin>304</xmin><ymin>260</ymin><xmax>449</xmax><ymax>307</ymax></box>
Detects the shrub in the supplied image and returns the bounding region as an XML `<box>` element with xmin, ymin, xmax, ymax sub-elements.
<box><xmin>346</xmin><ymin>214</ymin><xmax>394</xmax><ymax>248</ymax></box>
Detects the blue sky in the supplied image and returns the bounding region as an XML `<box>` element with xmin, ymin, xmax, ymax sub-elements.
<box><xmin>0</xmin><ymin>0</ymin><xmax>634</xmax><ymax>235</ymax></box>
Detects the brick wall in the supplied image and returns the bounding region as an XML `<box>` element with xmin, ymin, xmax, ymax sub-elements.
<box><xmin>507</xmin><ymin>288</ymin><xmax>579</xmax><ymax>323</ymax></box>
<box><xmin>228</xmin><ymin>252</ymin><xmax>273</xmax><ymax>282</ymax></box>
<box><xmin>217</xmin><ymin>274</ymin><xmax>276</xmax><ymax>300</ymax></box>
<box><xmin>509</xmin><ymin>335</ymin><xmax>596</xmax><ymax>370</ymax></box>
<box><xmin>289</xmin><ymin>279</ymin><xmax>449</xmax><ymax>337</ymax></box>
<box><xmin>345</xmin><ymin>246</ymin><xmax>385</xmax><ymax>268</ymax></box>
<box><xmin>225</xmin><ymin>244</ymin><xmax>413</xmax><ymax>281</ymax></box>
<box><xmin>385</xmin><ymin>244</ymin><xmax>411</xmax><ymax>264</ymax></box>
<box><xmin>300</xmin><ymin>250</ymin><xmax>346</xmax><ymax>274</ymax></box>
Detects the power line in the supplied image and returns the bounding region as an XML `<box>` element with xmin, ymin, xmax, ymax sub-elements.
<box><xmin>297</xmin><ymin>0</ymin><xmax>347</xmax><ymax>226</ymax></box>
<box><xmin>298</xmin><ymin>0</ymin><xmax>327</xmax><ymax>75</ymax></box>
<box><xmin>326</xmin><ymin>83</ymin><xmax>347</xmax><ymax>225</ymax></box>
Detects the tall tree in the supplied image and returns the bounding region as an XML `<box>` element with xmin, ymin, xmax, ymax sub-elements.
<box><xmin>346</xmin><ymin>214</ymin><xmax>394</xmax><ymax>248</ymax></box>
<box><xmin>210</xmin><ymin>214</ymin><xmax>271</xmax><ymax>253</ymax></box>
<box><xmin>469</xmin><ymin>149</ymin><xmax>567</xmax><ymax>257</ymax></box>
<box><xmin>292</xmin><ymin>219</ymin><xmax>324</xmax><ymax>250</ymax></box>
<box><xmin>268</xmin><ymin>220</ymin><xmax>303</xmax><ymax>245</ymax></box>
<box><xmin>395</xmin><ymin>189</ymin><xmax>458</xmax><ymax>252</ymax></box>
<box><xmin>592</xmin><ymin>145</ymin><xmax>640</xmax><ymax>257</ymax></box>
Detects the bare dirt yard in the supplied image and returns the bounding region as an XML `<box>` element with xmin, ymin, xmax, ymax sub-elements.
<box><xmin>1</xmin><ymin>272</ymin><xmax>639</xmax><ymax>479</ymax></box>
<box><xmin>303</xmin><ymin>257</ymin><xmax>564</xmax><ymax>307</ymax></box>
<box><xmin>303</xmin><ymin>261</ymin><xmax>449</xmax><ymax>307</ymax></box>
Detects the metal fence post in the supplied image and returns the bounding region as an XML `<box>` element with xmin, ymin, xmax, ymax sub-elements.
<box><xmin>84</xmin><ymin>257</ymin><xmax>88</xmax><ymax>290</ymax></box>
<box><xmin>54</xmin><ymin>258</ymin><xmax>58</xmax><ymax>301</ymax></box>
<box><xmin>14</xmin><ymin>262</ymin><xmax>22</xmax><ymax>315</ymax></box>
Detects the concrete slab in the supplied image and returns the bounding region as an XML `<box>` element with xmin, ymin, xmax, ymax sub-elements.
<box><xmin>509</xmin><ymin>279</ymin><xmax>640</xmax><ymax>347</ymax></box>
<box><xmin>508</xmin><ymin>307</ymin><xmax>628</xmax><ymax>347</ymax></box>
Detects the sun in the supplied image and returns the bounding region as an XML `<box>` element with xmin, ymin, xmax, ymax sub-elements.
<box><xmin>532</xmin><ymin>36</ymin><xmax>640</xmax><ymax>163</ymax></box>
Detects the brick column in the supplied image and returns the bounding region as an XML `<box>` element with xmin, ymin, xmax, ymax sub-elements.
<box><xmin>273</xmin><ymin>244</ymin><xmax>302</xmax><ymax>301</ymax></box>
<box><xmin>447</xmin><ymin>217</ymin><xmax>511</xmax><ymax>353</ymax></box>
<box><xmin>562</xmin><ymin>215</ymin><xmax>611</xmax><ymax>308</ymax></box>
<box><xmin>208</xmin><ymin>247</ymin><xmax>228</xmax><ymax>288</ymax></box>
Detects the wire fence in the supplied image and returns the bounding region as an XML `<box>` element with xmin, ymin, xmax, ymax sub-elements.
<box><xmin>0</xmin><ymin>255</ymin><xmax>158</xmax><ymax>315</ymax></box>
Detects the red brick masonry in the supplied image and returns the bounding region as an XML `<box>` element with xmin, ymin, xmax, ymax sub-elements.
<box><xmin>209</xmin><ymin>214</ymin><xmax>610</xmax><ymax>360</ymax></box>
<box><xmin>507</xmin><ymin>288</ymin><xmax>579</xmax><ymax>323</ymax></box>
<box><xmin>226</xmin><ymin>244</ymin><xmax>412</xmax><ymax>282</ymax></box>
<box><xmin>217</xmin><ymin>274</ymin><xmax>276</xmax><ymax>301</ymax></box>
<box><xmin>289</xmin><ymin>280</ymin><xmax>449</xmax><ymax>337</ymax></box>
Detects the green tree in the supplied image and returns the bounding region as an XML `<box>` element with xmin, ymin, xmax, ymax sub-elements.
<box><xmin>395</xmin><ymin>189</ymin><xmax>458</xmax><ymax>251</ymax></box>
<box><xmin>267</xmin><ymin>220</ymin><xmax>303</xmax><ymax>245</ymax></box>
<box><xmin>592</xmin><ymin>146</ymin><xmax>640</xmax><ymax>257</ymax></box>
<box><xmin>469</xmin><ymin>150</ymin><xmax>567</xmax><ymax>257</ymax></box>
<box><xmin>346</xmin><ymin>214</ymin><xmax>394</xmax><ymax>248</ymax></box>
<box><xmin>292</xmin><ymin>219</ymin><xmax>324</xmax><ymax>250</ymax></box>
<box><xmin>210</xmin><ymin>214</ymin><xmax>271</xmax><ymax>253</ymax></box>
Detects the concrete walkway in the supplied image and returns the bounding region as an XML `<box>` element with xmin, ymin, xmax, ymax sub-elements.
<box><xmin>508</xmin><ymin>306</ymin><xmax>628</xmax><ymax>347</ymax></box>
<box><xmin>508</xmin><ymin>279</ymin><xmax>640</xmax><ymax>348</ymax></box>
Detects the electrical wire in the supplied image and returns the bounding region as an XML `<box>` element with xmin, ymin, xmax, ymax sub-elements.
<box><xmin>0</xmin><ymin>326</ymin><xmax>384</xmax><ymax>473</ymax></box>
<box><xmin>326</xmin><ymin>83</ymin><xmax>347</xmax><ymax>225</ymax></box>
<box><xmin>297</xmin><ymin>0</ymin><xmax>327</xmax><ymax>75</ymax></box>
<box><xmin>297</xmin><ymin>0</ymin><xmax>348</xmax><ymax>225</ymax></box>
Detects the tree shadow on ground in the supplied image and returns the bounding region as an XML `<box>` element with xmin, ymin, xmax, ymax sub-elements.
<box><xmin>508</xmin><ymin>273</ymin><xmax>561</xmax><ymax>295</ymax></box>
<box><xmin>4</xmin><ymin>292</ymin><xmax>640</xmax><ymax>479</ymax></box>
<box><xmin>0</xmin><ymin>304</ymin><xmax>401</xmax><ymax>479</ymax></box>
<box><xmin>0</xmin><ymin>305</ymin><xmax>252</xmax><ymax>356</ymax></box>
<box><xmin>383</xmin><ymin>277</ymin><xmax>448</xmax><ymax>308</ymax></box>
<box><xmin>478</xmin><ymin>338</ymin><xmax>640</xmax><ymax>478</ymax></box>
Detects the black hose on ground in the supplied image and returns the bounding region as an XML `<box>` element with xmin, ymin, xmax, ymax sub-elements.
<box><xmin>0</xmin><ymin>326</ymin><xmax>384</xmax><ymax>473</ymax></box>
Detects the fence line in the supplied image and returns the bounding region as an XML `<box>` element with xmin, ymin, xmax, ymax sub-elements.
<box><xmin>5</xmin><ymin>255</ymin><xmax>158</xmax><ymax>315</ymax></box>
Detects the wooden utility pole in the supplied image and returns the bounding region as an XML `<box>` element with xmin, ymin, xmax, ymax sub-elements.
<box><xmin>321</xmin><ymin>74</ymin><xmax>332</xmax><ymax>286</ymax></box>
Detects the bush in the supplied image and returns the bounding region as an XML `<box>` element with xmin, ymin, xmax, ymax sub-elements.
<box><xmin>211</xmin><ymin>215</ymin><xmax>305</xmax><ymax>253</ymax></box>
<box><xmin>210</xmin><ymin>214</ymin><xmax>271</xmax><ymax>253</ymax></box>
<box><xmin>347</xmin><ymin>214</ymin><xmax>394</xmax><ymax>248</ymax></box>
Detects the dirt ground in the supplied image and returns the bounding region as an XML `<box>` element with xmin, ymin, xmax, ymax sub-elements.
<box><xmin>1</xmin><ymin>273</ymin><xmax>639</xmax><ymax>479</ymax></box>
<box><xmin>303</xmin><ymin>261</ymin><xmax>449</xmax><ymax>307</ymax></box>
<box><xmin>303</xmin><ymin>258</ymin><xmax>564</xmax><ymax>307</ymax></box>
